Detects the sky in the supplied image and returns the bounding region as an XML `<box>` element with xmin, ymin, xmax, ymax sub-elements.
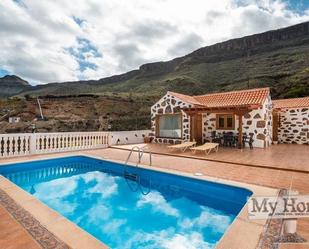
<box><xmin>0</xmin><ymin>0</ymin><xmax>308</xmax><ymax>85</ymax></box>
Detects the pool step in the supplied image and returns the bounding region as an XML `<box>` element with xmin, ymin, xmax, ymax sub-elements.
<box><xmin>124</xmin><ymin>172</ymin><xmax>139</xmax><ymax>181</ymax></box>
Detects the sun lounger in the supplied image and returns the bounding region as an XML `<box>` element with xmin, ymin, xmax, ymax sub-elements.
<box><xmin>190</xmin><ymin>142</ymin><xmax>219</xmax><ymax>155</ymax></box>
<box><xmin>167</xmin><ymin>141</ymin><xmax>196</xmax><ymax>152</ymax></box>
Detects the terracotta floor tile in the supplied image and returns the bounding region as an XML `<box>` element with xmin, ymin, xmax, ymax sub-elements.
<box><xmin>0</xmin><ymin>205</ymin><xmax>41</xmax><ymax>249</ymax></box>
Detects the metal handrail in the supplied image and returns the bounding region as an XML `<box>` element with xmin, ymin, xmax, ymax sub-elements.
<box><xmin>125</xmin><ymin>145</ymin><xmax>152</xmax><ymax>166</ymax></box>
<box><xmin>124</xmin><ymin>145</ymin><xmax>152</xmax><ymax>195</ymax></box>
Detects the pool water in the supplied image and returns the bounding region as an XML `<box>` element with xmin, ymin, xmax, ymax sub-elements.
<box><xmin>0</xmin><ymin>156</ymin><xmax>252</xmax><ymax>249</ymax></box>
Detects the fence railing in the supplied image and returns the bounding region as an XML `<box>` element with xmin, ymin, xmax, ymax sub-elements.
<box><xmin>0</xmin><ymin>130</ymin><xmax>151</xmax><ymax>158</ymax></box>
<box><xmin>0</xmin><ymin>133</ymin><xmax>32</xmax><ymax>157</ymax></box>
<box><xmin>0</xmin><ymin>132</ymin><xmax>110</xmax><ymax>158</ymax></box>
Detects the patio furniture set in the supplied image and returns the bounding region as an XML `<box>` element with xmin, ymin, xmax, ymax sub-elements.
<box><xmin>210</xmin><ymin>131</ymin><xmax>254</xmax><ymax>149</ymax></box>
<box><xmin>167</xmin><ymin>131</ymin><xmax>254</xmax><ymax>156</ymax></box>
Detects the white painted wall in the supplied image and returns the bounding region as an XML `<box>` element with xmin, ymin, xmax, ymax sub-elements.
<box><xmin>110</xmin><ymin>130</ymin><xmax>151</xmax><ymax>145</ymax></box>
<box><xmin>8</xmin><ymin>117</ymin><xmax>21</xmax><ymax>123</ymax></box>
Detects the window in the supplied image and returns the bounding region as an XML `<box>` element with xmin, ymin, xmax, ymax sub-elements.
<box><xmin>216</xmin><ymin>114</ymin><xmax>235</xmax><ymax>130</ymax></box>
<box><xmin>156</xmin><ymin>114</ymin><xmax>182</xmax><ymax>138</ymax></box>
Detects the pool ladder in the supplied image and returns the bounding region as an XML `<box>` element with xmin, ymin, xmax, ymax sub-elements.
<box><xmin>125</xmin><ymin>146</ymin><xmax>152</xmax><ymax>166</ymax></box>
<box><xmin>124</xmin><ymin>146</ymin><xmax>152</xmax><ymax>195</ymax></box>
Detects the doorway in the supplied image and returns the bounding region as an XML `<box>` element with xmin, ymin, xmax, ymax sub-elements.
<box><xmin>272</xmin><ymin>112</ymin><xmax>279</xmax><ymax>142</ymax></box>
<box><xmin>190</xmin><ymin>113</ymin><xmax>203</xmax><ymax>144</ymax></box>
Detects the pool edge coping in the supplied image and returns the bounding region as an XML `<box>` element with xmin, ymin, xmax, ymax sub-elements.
<box><xmin>0</xmin><ymin>152</ymin><xmax>278</xmax><ymax>249</ymax></box>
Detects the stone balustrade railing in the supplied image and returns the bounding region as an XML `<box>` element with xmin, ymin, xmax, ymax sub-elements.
<box><xmin>0</xmin><ymin>132</ymin><xmax>110</xmax><ymax>158</ymax></box>
<box><xmin>0</xmin><ymin>130</ymin><xmax>151</xmax><ymax>158</ymax></box>
<box><xmin>0</xmin><ymin>133</ymin><xmax>33</xmax><ymax>157</ymax></box>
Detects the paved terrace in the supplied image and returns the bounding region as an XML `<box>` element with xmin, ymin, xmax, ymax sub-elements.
<box><xmin>113</xmin><ymin>143</ymin><xmax>309</xmax><ymax>173</ymax></box>
<box><xmin>0</xmin><ymin>144</ymin><xmax>308</xmax><ymax>249</ymax></box>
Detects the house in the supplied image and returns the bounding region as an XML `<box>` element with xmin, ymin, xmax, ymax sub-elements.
<box><xmin>8</xmin><ymin>116</ymin><xmax>21</xmax><ymax>124</ymax></box>
<box><xmin>151</xmin><ymin>88</ymin><xmax>309</xmax><ymax>148</ymax></box>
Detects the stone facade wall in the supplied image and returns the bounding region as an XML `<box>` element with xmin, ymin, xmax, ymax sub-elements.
<box><xmin>151</xmin><ymin>92</ymin><xmax>273</xmax><ymax>148</ymax></box>
<box><xmin>202</xmin><ymin>95</ymin><xmax>272</xmax><ymax>148</ymax></box>
<box><xmin>150</xmin><ymin>93</ymin><xmax>192</xmax><ymax>144</ymax></box>
<box><xmin>278</xmin><ymin>108</ymin><xmax>309</xmax><ymax>144</ymax></box>
<box><xmin>202</xmin><ymin>113</ymin><xmax>239</xmax><ymax>142</ymax></box>
<box><xmin>266</xmin><ymin>96</ymin><xmax>273</xmax><ymax>146</ymax></box>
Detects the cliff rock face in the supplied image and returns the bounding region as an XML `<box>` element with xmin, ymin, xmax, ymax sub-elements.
<box><xmin>0</xmin><ymin>75</ymin><xmax>30</xmax><ymax>97</ymax></box>
<box><xmin>186</xmin><ymin>21</ymin><xmax>309</xmax><ymax>63</ymax></box>
<box><xmin>115</xmin><ymin>21</ymin><xmax>309</xmax><ymax>75</ymax></box>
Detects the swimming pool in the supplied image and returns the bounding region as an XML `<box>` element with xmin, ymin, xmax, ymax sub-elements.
<box><xmin>0</xmin><ymin>156</ymin><xmax>252</xmax><ymax>249</ymax></box>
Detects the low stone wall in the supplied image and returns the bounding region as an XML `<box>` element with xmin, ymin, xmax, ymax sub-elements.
<box><xmin>110</xmin><ymin>130</ymin><xmax>151</xmax><ymax>145</ymax></box>
<box><xmin>278</xmin><ymin>108</ymin><xmax>309</xmax><ymax>144</ymax></box>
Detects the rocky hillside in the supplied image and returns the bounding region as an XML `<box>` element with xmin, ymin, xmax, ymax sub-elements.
<box><xmin>0</xmin><ymin>95</ymin><xmax>154</xmax><ymax>133</ymax></box>
<box><xmin>0</xmin><ymin>22</ymin><xmax>308</xmax><ymax>132</ymax></box>
<box><xmin>11</xmin><ymin>21</ymin><xmax>309</xmax><ymax>99</ymax></box>
<box><xmin>0</xmin><ymin>75</ymin><xmax>31</xmax><ymax>97</ymax></box>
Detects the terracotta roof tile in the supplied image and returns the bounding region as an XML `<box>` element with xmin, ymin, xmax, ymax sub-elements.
<box><xmin>273</xmin><ymin>97</ymin><xmax>309</xmax><ymax>109</ymax></box>
<box><xmin>168</xmin><ymin>91</ymin><xmax>202</xmax><ymax>106</ymax></box>
<box><xmin>169</xmin><ymin>88</ymin><xmax>270</xmax><ymax>108</ymax></box>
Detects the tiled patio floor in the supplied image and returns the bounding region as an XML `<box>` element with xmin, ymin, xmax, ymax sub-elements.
<box><xmin>113</xmin><ymin>143</ymin><xmax>309</xmax><ymax>173</ymax></box>
<box><xmin>0</xmin><ymin>205</ymin><xmax>41</xmax><ymax>249</ymax></box>
<box><xmin>0</xmin><ymin>145</ymin><xmax>309</xmax><ymax>248</ymax></box>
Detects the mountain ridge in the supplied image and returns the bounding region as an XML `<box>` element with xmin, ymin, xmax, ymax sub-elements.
<box><xmin>0</xmin><ymin>75</ymin><xmax>31</xmax><ymax>97</ymax></box>
<box><xmin>1</xmin><ymin>21</ymin><xmax>309</xmax><ymax>99</ymax></box>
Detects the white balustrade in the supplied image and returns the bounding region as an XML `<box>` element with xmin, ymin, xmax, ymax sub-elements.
<box><xmin>0</xmin><ymin>130</ymin><xmax>151</xmax><ymax>158</ymax></box>
<box><xmin>0</xmin><ymin>131</ymin><xmax>110</xmax><ymax>158</ymax></box>
<box><xmin>0</xmin><ymin>133</ymin><xmax>32</xmax><ymax>157</ymax></box>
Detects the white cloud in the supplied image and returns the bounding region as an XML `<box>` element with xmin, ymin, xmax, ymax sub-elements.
<box><xmin>122</xmin><ymin>229</ymin><xmax>214</xmax><ymax>249</ymax></box>
<box><xmin>0</xmin><ymin>0</ymin><xmax>308</xmax><ymax>84</ymax></box>
<box><xmin>102</xmin><ymin>219</ymin><xmax>127</xmax><ymax>235</ymax></box>
<box><xmin>163</xmin><ymin>232</ymin><xmax>212</xmax><ymax>249</ymax></box>
<box><xmin>178</xmin><ymin>206</ymin><xmax>233</xmax><ymax>233</ymax></box>
<box><xmin>87</xmin><ymin>204</ymin><xmax>111</xmax><ymax>224</ymax></box>
<box><xmin>34</xmin><ymin>176</ymin><xmax>77</xmax><ymax>199</ymax></box>
<box><xmin>33</xmin><ymin>176</ymin><xmax>79</xmax><ymax>214</ymax></box>
<box><xmin>136</xmin><ymin>191</ymin><xmax>180</xmax><ymax>217</ymax></box>
<box><xmin>82</xmin><ymin>171</ymin><xmax>119</xmax><ymax>198</ymax></box>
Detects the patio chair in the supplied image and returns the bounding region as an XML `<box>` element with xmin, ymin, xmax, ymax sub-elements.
<box><xmin>245</xmin><ymin>134</ymin><xmax>254</xmax><ymax>149</ymax></box>
<box><xmin>210</xmin><ymin>131</ymin><xmax>217</xmax><ymax>141</ymax></box>
<box><xmin>223</xmin><ymin>133</ymin><xmax>235</xmax><ymax>147</ymax></box>
<box><xmin>211</xmin><ymin>131</ymin><xmax>222</xmax><ymax>145</ymax></box>
<box><xmin>167</xmin><ymin>141</ymin><xmax>196</xmax><ymax>152</ymax></box>
<box><xmin>190</xmin><ymin>142</ymin><xmax>219</xmax><ymax>155</ymax></box>
<box><xmin>241</xmin><ymin>133</ymin><xmax>254</xmax><ymax>149</ymax></box>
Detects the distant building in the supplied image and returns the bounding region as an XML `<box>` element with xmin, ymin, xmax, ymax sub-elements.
<box><xmin>9</xmin><ymin>116</ymin><xmax>21</xmax><ymax>124</ymax></box>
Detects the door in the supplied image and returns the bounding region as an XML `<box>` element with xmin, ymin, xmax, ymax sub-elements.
<box><xmin>272</xmin><ymin>112</ymin><xmax>279</xmax><ymax>142</ymax></box>
<box><xmin>190</xmin><ymin>114</ymin><xmax>203</xmax><ymax>144</ymax></box>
